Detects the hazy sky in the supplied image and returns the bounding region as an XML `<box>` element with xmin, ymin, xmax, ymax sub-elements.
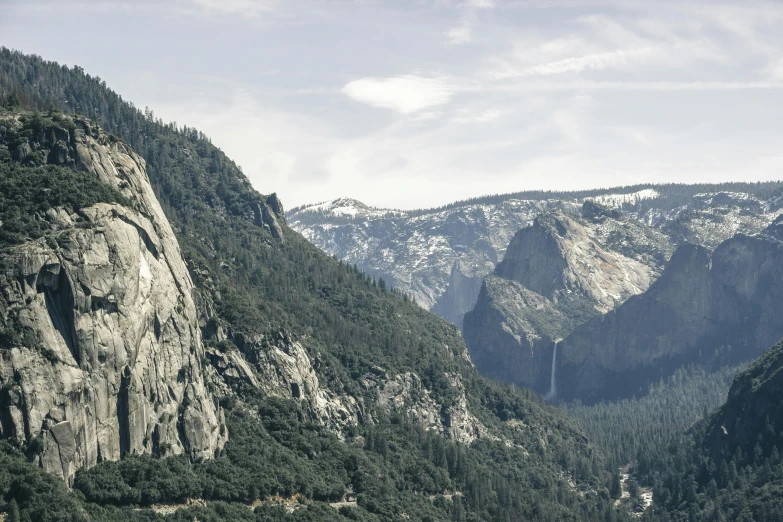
<box><xmin>3</xmin><ymin>0</ymin><xmax>783</xmax><ymax>209</ymax></box>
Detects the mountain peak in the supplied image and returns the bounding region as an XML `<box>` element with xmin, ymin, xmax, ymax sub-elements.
<box><xmin>293</xmin><ymin>197</ymin><xmax>400</xmax><ymax>219</ymax></box>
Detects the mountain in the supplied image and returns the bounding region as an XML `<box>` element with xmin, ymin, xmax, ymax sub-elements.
<box><xmin>288</xmin><ymin>186</ymin><xmax>783</xmax><ymax>330</ymax></box>
<box><xmin>704</xmin><ymin>338</ymin><xmax>783</xmax><ymax>461</ymax></box>
<box><xmin>289</xmin><ymin>197</ymin><xmax>558</xmax><ymax>328</ymax></box>
<box><xmin>294</xmin><ymin>184</ymin><xmax>783</xmax><ymax>399</ymax></box>
<box><xmin>0</xmin><ymin>49</ymin><xmax>630</xmax><ymax>521</ymax></box>
<box><xmin>556</xmin><ymin>216</ymin><xmax>783</xmax><ymax>403</ymax></box>
<box><xmin>463</xmin><ymin>202</ymin><xmax>674</xmax><ymax>392</ymax></box>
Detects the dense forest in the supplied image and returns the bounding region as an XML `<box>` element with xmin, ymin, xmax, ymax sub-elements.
<box><xmin>635</xmin><ymin>341</ymin><xmax>783</xmax><ymax>522</ymax></box>
<box><xmin>566</xmin><ymin>365</ymin><xmax>743</xmax><ymax>471</ymax></box>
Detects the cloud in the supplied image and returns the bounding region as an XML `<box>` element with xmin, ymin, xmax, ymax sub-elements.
<box><xmin>466</xmin><ymin>0</ymin><xmax>494</xmax><ymax>8</ymax></box>
<box><xmin>191</xmin><ymin>0</ymin><xmax>278</xmax><ymax>15</ymax></box>
<box><xmin>445</xmin><ymin>23</ymin><xmax>472</xmax><ymax>46</ymax></box>
<box><xmin>453</xmin><ymin>108</ymin><xmax>502</xmax><ymax>123</ymax></box>
<box><xmin>763</xmin><ymin>57</ymin><xmax>783</xmax><ymax>81</ymax></box>
<box><xmin>525</xmin><ymin>47</ymin><xmax>657</xmax><ymax>76</ymax></box>
<box><xmin>342</xmin><ymin>75</ymin><xmax>455</xmax><ymax>114</ymax></box>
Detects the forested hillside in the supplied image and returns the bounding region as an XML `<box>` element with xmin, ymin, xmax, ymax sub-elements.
<box><xmin>0</xmin><ymin>49</ymin><xmax>632</xmax><ymax>521</ymax></box>
<box><xmin>635</xmin><ymin>341</ymin><xmax>783</xmax><ymax>522</ymax></box>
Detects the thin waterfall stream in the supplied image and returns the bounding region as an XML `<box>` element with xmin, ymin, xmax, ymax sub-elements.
<box><xmin>545</xmin><ymin>340</ymin><xmax>559</xmax><ymax>401</ymax></box>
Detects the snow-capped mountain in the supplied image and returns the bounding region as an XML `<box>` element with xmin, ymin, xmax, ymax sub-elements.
<box><xmin>287</xmin><ymin>184</ymin><xmax>783</xmax><ymax>329</ymax></box>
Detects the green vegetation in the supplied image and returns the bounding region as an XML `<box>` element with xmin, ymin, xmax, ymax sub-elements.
<box><xmin>72</xmin><ymin>394</ymin><xmax>622</xmax><ymax>521</ymax></box>
<box><xmin>564</xmin><ymin>346</ymin><xmax>783</xmax><ymax>522</ymax></box>
<box><xmin>566</xmin><ymin>365</ymin><xmax>742</xmax><ymax>471</ymax></box>
<box><xmin>0</xmin><ymin>391</ymin><xmax>633</xmax><ymax>521</ymax></box>
<box><xmin>5</xmin><ymin>45</ymin><xmax>781</xmax><ymax>522</ymax></box>
<box><xmin>637</xmin><ymin>344</ymin><xmax>783</xmax><ymax>522</ymax></box>
<box><xmin>0</xmin><ymin>113</ymin><xmax>129</xmax><ymax>246</ymax></box>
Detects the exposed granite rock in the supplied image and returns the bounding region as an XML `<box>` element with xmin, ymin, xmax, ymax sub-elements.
<box><xmin>200</xmin><ymin>320</ymin><xmax>489</xmax><ymax>443</ymax></box>
<box><xmin>495</xmin><ymin>211</ymin><xmax>660</xmax><ymax>313</ymax></box>
<box><xmin>0</xmin><ymin>115</ymin><xmax>226</xmax><ymax>484</ymax></box>
<box><xmin>464</xmin><ymin>276</ymin><xmax>566</xmax><ymax>391</ymax></box>
<box><xmin>289</xmin><ymin>189</ymin><xmax>782</xmax><ymax>332</ymax></box>
<box><xmin>431</xmin><ymin>261</ymin><xmax>484</xmax><ymax>329</ymax></box>
<box><xmin>194</xmin><ymin>277</ymin><xmax>487</xmax><ymax>444</ymax></box>
<box><xmin>464</xmin><ymin>209</ymin><xmax>670</xmax><ymax>393</ymax></box>
<box><xmin>289</xmin><ymin>197</ymin><xmax>559</xmax><ymax>321</ymax></box>
<box><xmin>372</xmin><ymin>371</ymin><xmax>488</xmax><ymax>444</ymax></box>
<box><xmin>243</xmin><ymin>333</ymin><xmax>361</xmax><ymax>432</ymax></box>
<box><xmin>265</xmin><ymin>193</ymin><xmax>286</xmax><ymax>224</ymax></box>
<box><xmin>558</xmin><ymin>218</ymin><xmax>783</xmax><ymax>403</ymax></box>
<box><xmin>255</xmin><ymin>201</ymin><xmax>285</xmax><ymax>242</ymax></box>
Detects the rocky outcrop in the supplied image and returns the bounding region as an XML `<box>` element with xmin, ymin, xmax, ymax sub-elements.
<box><xmin>495</xmin><ymin>211</ymin><xmax>658</xmax><ymax>313</ymax></box>
<box><xmin>265</xmin><ymin>193</ymin><xmax>286</xmax><ymax>224</ymax></box>
<box><xmin>371</xmin><ymin>370</ymin><xmax>488</xmax><ymax>444</ymax></box>
<box><xmin>0</xmin><ymin>114</ymin><xmax>226</xmax><ymax>484</ymax></box>
<box><xmin>463</xmin><ymin>208</ymin><xmax>670</xmax><ymax>393</ymax></box>
<box><xmin>255</xmin><ymin>199</ymin><xmax>285</xmax><ymax>242</ymax></box>
<box><xmin>463</xmin><ymin>276</ymin><xmax>565</xmax><ymax>391</ymax></box>
<box><xmin>200</xmin><ymin>313</ymin><xmax>489</xmax><ymax>443</ymax></box>
<box><xmin>557</xmin><ymin>217</ymin><xmax>783</xmax><ymax>403</ymax></box>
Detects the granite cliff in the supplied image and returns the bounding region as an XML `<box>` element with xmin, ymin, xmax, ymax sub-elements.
<box><xmin>463</xmin><ymin>203</ymin><xmax>673</xmax><ymax>392</ymax></box>
<box><xmin>556</xmin><ymin>215</ymin><xmax>783</xmax><ymax>403</ymax></box>
<box><xmin>0</xmin><ymin>51</ymin><xmax>637</xmax><ymax>520</ymax></box>
<box><xmin>0</xmin><ymin>112</ymin><xmax>227</xmax><ymax>484</ymax></box>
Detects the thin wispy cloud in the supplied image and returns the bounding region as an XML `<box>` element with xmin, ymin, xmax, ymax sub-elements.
<box><xmin>445</xmin><ymin>23</ymin><xmax>472</xmax><ymax>46</ymax></box>
<box><xmin>192</xmin><ymin>0</ymin><xmax>279</xmax><ymax>15</ymax></box>
<box><xmin>466</xmin><ymin>0</ymin><xmax>494</xmax><ymax>8</ymax></box>
<box><xmin>523</xmin><ymin>47</ymin><xmax>657</xmax><ymax>76</ymax></box>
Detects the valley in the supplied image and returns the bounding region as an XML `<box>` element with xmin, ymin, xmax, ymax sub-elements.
<box><xmin>1</xmin><ymin>46</ymin><xmax>782</xmax><ymax>522</ymax></box>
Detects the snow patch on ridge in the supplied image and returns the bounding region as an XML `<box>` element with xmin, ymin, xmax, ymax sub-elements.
<box><xmin>587</xmin><ymin>189</ymin><xmax>660</xmax><ymax>208</ymax></box>
<box><xmin>293</xmin><ymin>198</ymin><xmax>404</xmax><ymax>219</ymax></box>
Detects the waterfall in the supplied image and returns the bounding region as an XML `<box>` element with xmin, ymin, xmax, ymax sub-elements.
<box><xmin>545</xmin><ymin>340</ymin><xmax>558</xmax><ymax>401</ymax></box>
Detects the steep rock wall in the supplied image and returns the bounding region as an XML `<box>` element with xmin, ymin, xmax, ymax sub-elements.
<box><xmin>463</xmin><ymin>207</ymin><xmax>669</xmax><ymax>393</ymax></box>
<box><xmin>0</xmin><ymin>115</ymin><xmax>226</xmax><ymax>484</ymax></box>
<box><xmin>558</xmin><ymin>217</ymin><xmax>783</xmax><ymax>403</ymax></box>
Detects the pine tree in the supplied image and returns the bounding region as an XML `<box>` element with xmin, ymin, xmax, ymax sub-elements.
<box><xmin>8</xmin><ymin>498</ymin><xmax>20</xmax><ymax>522</ymax></box>
<box><xmin>610</xmin><ymin>470</ymin><xmax>622</xmax><ymax>499</ymax></box>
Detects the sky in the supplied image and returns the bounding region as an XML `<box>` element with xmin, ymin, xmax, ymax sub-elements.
<box><xmin>3</xmin><ymin>0</ymin><xmax>783</xmax><ymax>210</ymax></box>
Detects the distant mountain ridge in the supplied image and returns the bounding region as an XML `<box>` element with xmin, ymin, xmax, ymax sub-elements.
<box><xmin>289</xmin><ymin>184</ymin><xmax>783</xmax><ymax>329</ymax></box>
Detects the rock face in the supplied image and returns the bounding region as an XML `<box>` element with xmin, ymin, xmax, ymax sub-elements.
<box><xmin>0</xmin><ymin>115</ymin><xmax>226</xmax><ymax>484</ymax></box>
<box><xmin>288</xmin><ymin>188</ymin><xmax>783</xmax><ymax>330</ymax></box>
<box><xmin>557</xmin><ymin>216</ymin><xmax>783</xmax><ymax>403</ymax></box>
<box><xmin>255</xmin><ymin>195</ymin><xmax>285</xmax><ymax>242</ymax></box>
<box><xmin>196</xmin><ymin>282</ymin><xmax>488</xmax><ymax>445</ymax></box>
<box><xmin>463</xmin><ymin>206</ymin><xmax>672</xmax><ymax>393</ymax></box>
